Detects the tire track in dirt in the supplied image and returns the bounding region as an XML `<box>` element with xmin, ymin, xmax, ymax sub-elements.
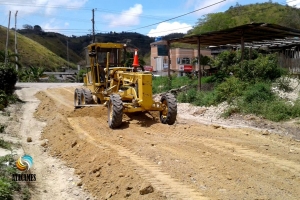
<box><xmin>60</xmin><ymin>87</ymin><xmax>77</xmax><ymax>94</ymax></box>
<box><xmin>43</xmin><ymin>89</ymin><xmax>74</xmax><ymax>109</ymax></box>
<box><xmin>67</xmin><ymin>117</ymin><xmax>209</xmax><ymax>200</ymax></box>
<box><xmin>174</xmin><ymin>130</ymin><xmax>300</xmax><ymax>174</ymax></box>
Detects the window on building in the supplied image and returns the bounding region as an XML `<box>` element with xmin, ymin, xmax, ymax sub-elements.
<box><xmin>181</xmin><ymin>57</ymin><xmax>190</xmax><ymax>64</ymax></box>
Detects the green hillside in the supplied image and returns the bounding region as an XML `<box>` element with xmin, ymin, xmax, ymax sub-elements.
<box><xmin>18</xmin><ymin>30</ymin><xmax>83</xmax><ymax>64</ymax></box>
<box><xmin>0</xmin><ymin>26</ymin><xmax>75</xmax><ymax>71</ymax></box>
<box><xmin>189</xmin><ymin>2</ymin><xmax>300</xmax><ymax>35</ymax></box>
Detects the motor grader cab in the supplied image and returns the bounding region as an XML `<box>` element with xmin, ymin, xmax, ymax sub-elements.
<box><xmin>74</xmin><ymin>42</ymin><xmax>177</xmax><ymax>129</ymax></box>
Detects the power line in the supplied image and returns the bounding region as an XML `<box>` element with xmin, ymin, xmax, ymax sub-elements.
<box><xmin>125</xmin><ymin>0</ymin><xmax>226</xmax><ymax>32</ymax></box>
<box><xmin>0</xmin><ymin>2</ymin><xmax>92</xmax><ymax>10</ymax></box>
<box><xmin>0</xmin><ymin>2</ymin><xmax>197</xmax><ymax>24</ymax></box>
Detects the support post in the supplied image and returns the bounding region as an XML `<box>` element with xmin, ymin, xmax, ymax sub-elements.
<box><xmin>241</xmin><ymin>30</ymin><xmax>244</xmax><ymax>61</ymax></box>
<box><xmin>92</xmin><ymin>9</ymin><xmax>95</xmax><ymax>43</ymax></box>
<box><xmin>197</xmin><ymin>37</ymin><xmax>201</xmax><ymax>91</ymax></box>
<box><xmin>167</xmin><ymin>41</ymin><xmax>171</xmax><ymax>88</ymax></box>
<box><xmin>14</xmin><ymin>10</ymin><xmax>18</xmax><ymax>71</ymax></box>
<box><xmin>67</xmin><ymin>40</ymin><xmax>69</xmax><ymax>69</ymax></box>
<box><xmin>5</xmin><ymin>11</ymin><xmax>11</xmax><ymax>66</ymax></box>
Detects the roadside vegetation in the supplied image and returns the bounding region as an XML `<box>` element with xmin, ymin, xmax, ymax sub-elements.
<box><xmin>0</xmin><ymin>55</ymin><xmax>31</xmax><ymax>199</ymax></box>
<box><xmin>153</xmin><ymin>49</ymin><xmax>300</xmax><ymax>122</ymax></box>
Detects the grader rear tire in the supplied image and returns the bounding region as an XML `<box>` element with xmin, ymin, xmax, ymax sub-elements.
<box><xmin>80</xmin><ymin>88</ymin><xmax>93</xmax><ymax>105</ymax></box>
<box><xmin>74</xmin><ymin>88</ymin><xmax>83</xmax><ymax>107</ymax></box>
<box><xmin>160</xmin><ymin>93</ymin><xmax>177</xmax><ymax>125</ymax></box>
<box><xmin>108</xmin><ymin>94</ymin><xmax>123</xmax><ymax>129</ymax></box>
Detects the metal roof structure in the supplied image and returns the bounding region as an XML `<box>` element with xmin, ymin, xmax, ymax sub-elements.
<box><xmin>168</xmin><ymin>23</ymin><xmax>300</xmax><ymax>46</ymax></box>
<box><xmin>166</xmin><ymin>23</ymin><xmax>300</xmax><ymax>91</ymax></box>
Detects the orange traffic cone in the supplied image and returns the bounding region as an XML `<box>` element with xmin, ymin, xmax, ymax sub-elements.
<box><xmin>132</xmin><ymin>49</ymin><xmax>139</xmax><ymax>67</ymax></box>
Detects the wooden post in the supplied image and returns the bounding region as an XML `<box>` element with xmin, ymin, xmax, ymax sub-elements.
<box><xmin>197</xmin><ymin>37</ymin><xmax>201</xmax><ymax>91</ymax></box>
<box><xmin>241</xmin><ymin>30</ymin><xmax>244</xmax><ymax>61</ymax></box>
<box><xmin>14</xmin><ymin>11</ymin><xmax>18</xmax><ymax>71</ymax></box>
<box><xmin>167</xmin><ymin>41</ymin><xmax>171</xmax><ymax>88</ymax></box>
<box><xmin>5</xmin><ymin>11</ymin><xmax>11</xmax><ymax>66</ymax></box>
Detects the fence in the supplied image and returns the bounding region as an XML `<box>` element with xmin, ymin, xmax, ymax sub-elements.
<box><xmin>278</xmin><ymin>53</ymin><xmax>300</xmax><ymax>76</ymax></box>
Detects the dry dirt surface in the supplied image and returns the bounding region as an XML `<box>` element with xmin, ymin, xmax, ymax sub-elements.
<box><xmin>11</xmin><ymin>83</ymin><xmax>300</xmax><ymax>200</ymax></box>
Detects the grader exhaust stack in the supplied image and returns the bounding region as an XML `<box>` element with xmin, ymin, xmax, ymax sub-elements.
<box><xmin>74</xmin><ymin>42</ymin><xmax>177</xmax><ymax>129</ymax></box>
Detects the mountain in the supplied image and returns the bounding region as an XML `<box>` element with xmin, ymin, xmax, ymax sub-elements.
<box><xmin>189</xmin><ymin>2</ymin><xmax>300</xmax><ymax>35</ymax></box>
<box><xmin>18</xmin><ymin>29</ymin><xmax>157</xmax><ymax>64</ymax></box>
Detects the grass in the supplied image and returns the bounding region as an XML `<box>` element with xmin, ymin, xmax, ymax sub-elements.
<box><xmin>159</xmin><ymin>75</ymin><xmax>300</xmax><ymax>122</ymax></box>
<box><xmin>0</xmin><ymin>154</ymin><xmax>21</xmax><ymax>200</ymax></box>
<box><xmin>0</xmin><ymin>154</ymin><xmax>32</xmax><ymax>200</ymax></box>
<box><xmin>0</xmin><ymin>139</ymin><xmax>12</xmax><ymax>150</ymax></box>
<box><xmin>152</xmin><ymin>75</ymin><xmax>212</xmax><ymax>94</ymax></box>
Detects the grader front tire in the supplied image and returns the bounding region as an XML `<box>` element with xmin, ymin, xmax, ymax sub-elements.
<box><xmin>80</xmin><ymin>88</ymin><xmax>93</xmax><ymax>105</ymax></box>
<box><xmin>160</xmin><ymin>93</ymin><xmax>177</xmax><ymax>125</ymax></box>
<box><xmin>108</xmin><ymin>94</ymin><xmax>123</xmax><ymax>129</ymax></box>
<box><xmin>74</xmin><ymin>88</ymin><xmax>83</xmax><ymax>107</ymax></box>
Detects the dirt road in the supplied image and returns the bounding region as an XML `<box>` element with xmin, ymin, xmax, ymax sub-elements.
<box><xmin>15</xmin><ymin>83</ymin><xmax>300</xmax><ymax>200</ymax></box>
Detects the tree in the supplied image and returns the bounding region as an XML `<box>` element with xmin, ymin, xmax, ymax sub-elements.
<box><xmin>22</xmin><ymin>24</ymin><xmax>33</xmax><ymax>30</ymax></box>
<box><xmin>33</xmin><ymin>25</ymin><xmax>43</xmax><ymax>32</ymax></box>
<box><xmin>192</xmin><ymin>54</ymin><xmax>211</xmax><ymax>72</ymax></box>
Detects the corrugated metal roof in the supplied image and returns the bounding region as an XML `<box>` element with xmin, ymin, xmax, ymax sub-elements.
<box><xmin>168</xmin><ymin>23</ymin><xmax>300</xmax><ymax>46</ymax></box>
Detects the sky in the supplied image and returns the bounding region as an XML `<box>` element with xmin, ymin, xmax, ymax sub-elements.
<box><xmin>0</xmin><ymin>0</ymin><xmax>298</xmax><ymax>38</ymax></box>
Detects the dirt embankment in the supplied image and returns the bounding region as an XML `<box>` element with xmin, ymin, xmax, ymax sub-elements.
<box><xmin>32</xmin><ymin>86</ymin><xmax>300</xmax><ymax>200</ymax></box>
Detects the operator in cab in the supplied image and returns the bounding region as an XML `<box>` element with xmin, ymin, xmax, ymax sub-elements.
<box><xmin>99</xmin><ymin>57</ymin><xmax>107</xmax><ymax>83</ymax></box>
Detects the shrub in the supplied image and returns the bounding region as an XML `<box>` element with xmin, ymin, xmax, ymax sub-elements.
<box><xmin>275</xmin><ymin>76</ymin><xmax>294</xmax><ymax>92</ymax></box>
<box><xmin>215</xmin><ymin>76</ymin><xmax>247</xmax><ymax>103</ymax></box>
<box><xmin>177</xmin><ymin>92</ymin><xmax>187</xmax><ymax>103</ymax></box>
<box><xmin>0</xmin><ymin>64</ymin><xmax>18</xmax><ymax>94</ymax></box>
<box><xmin>194</xmin><ymin>91</ymin><xmax>217</xmax><ymax>106</ymax></box>
<box><xmin>0</xmin><ymin>90</ymin><xmax>8</xmax><ymax>110</ymax></box>
<box><xmin>243</xmin><ymin>82</ymin><xmax>275</xmax><ymax>103</ymax></box>
<box><xmin>235</xmin><ymin>53</ymin><xmax>283</xmax><ymax>82</ymax></box>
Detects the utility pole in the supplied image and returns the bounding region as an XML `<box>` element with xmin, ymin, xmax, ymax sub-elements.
<box><xmin>5</xmin><ymin>11</ymin><xmax>11</xmax><ymax>66</ymax></box>
<box><xmin>92</xmin><ymin>9</ymin><xmax>95</xmax><ymax>43</ymax></box>
<box><xmin>14</xmin><ymin>10</ymin><xmax>18</xmax><ymax>71</ymax></box>
<box><xmin>67</xmin><ymin>40</ymin><xmax>69</xmax><ymax>70</ymax></box>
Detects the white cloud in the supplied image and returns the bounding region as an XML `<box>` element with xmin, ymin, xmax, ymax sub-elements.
<box><xmin>287</xmin><ymin>0</ymin><xmax>300</xmax><ymax>8</ymax></box>
<box><xmin>185</xmin><ymin>0</ymin><xmax>234</xmax><ymax>16</ymax></box>
<box><xmin>104</xmin><ymin>4</ymin><xmax>143</xmax><ymax>28</ymax></box>
<box><xmin>4</xmin><ymin>0</ymin><xmax>88</xmax><ymax>16</ymax></box>
<box><xmin>42</xmin><ymin>19</ymin><xmax>71</xmax><ymax>36</ymax></box>
<box><xmin>147</xmin><ymin>22</ymin><xmax>193</xmax><ymax>37</ymax></box>
<box><xmin>42</xmin><ymin>18</ymin><xmax>60</xmax><ymax>32</ymax></box>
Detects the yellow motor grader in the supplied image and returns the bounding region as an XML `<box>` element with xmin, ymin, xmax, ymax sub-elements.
<box><xmin>74</xmin><ymin>42</ymin><xmax>177</xmax><ymax>129</ymax></box>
